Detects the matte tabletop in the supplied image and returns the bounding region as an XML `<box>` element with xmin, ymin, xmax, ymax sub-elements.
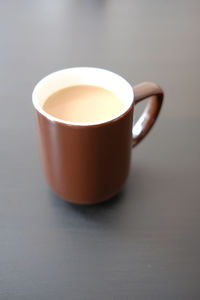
<box><xmin>0</xmin><ymin>1</ymin><xmax>200</xmax><ymax>299</ymax></box>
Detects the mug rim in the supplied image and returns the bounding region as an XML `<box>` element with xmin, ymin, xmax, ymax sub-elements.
<box><xmin>32</xmin><ymin>67</ymin><xmax>134</xmax><ymax>127</ymax></box>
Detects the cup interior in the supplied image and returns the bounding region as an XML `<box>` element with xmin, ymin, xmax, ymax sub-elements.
<box><xmin>32</xmin><ymin>67</ymin><xmax>134</xmax><ymax>126</ymax></box>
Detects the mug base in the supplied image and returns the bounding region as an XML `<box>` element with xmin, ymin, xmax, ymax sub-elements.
<box><xmin>50</xmin><ymin>184</ymin><xmax>125</xmax><ymax>205</ymax></box>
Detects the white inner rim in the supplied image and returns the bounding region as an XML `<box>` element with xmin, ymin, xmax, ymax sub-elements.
<box><xmin>32</xmin><ymin>67</ymin><xmax>134</xmax><ymax>126</ymax></box>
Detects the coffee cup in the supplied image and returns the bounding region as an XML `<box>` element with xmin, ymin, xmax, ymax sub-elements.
<box><xmin>32</xmin><ymin>67</ymin><xmax>164</xmax><ymax>204</ymax></box>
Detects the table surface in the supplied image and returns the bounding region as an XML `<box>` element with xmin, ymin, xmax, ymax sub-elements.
<box><xmin>1</xmin><ymin>1</ymin><xmax>200</xmax><ymax>299</ymax></box>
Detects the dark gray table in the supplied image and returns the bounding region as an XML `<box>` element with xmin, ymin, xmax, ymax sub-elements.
<box><xmin>1</xmin><ymin>1</ymin><xmax>200</xmax><ymax>299</ymax></box>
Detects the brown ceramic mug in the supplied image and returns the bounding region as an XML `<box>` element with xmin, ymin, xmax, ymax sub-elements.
<box><xmin>32</xmin><ymin>67</ymin><xmax>164</xmax><ymax>205</ymax></box>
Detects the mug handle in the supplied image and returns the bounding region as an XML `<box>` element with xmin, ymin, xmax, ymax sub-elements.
<box><xmin>132</xmin><ymin>82</ymin><xmax>164</xmax><ymax>147</ymax></box>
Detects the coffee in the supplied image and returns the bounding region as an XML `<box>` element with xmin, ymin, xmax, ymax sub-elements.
<box><xmin>42</xmin><ymin>85</ymin><xmax>124</xmax><ymax>123</ymax></box>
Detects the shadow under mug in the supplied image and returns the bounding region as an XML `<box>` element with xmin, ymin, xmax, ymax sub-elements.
<box><xmin>32</xmin><ymin>67</ymin><xmax>164</xmax><ymax>205</ymax></box>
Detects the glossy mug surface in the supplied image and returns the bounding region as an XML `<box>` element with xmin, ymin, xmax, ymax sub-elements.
<box><xmin>32</xmin><ymin>67</ymin><xmax>164</xmax><ymax>204</ymax></box>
